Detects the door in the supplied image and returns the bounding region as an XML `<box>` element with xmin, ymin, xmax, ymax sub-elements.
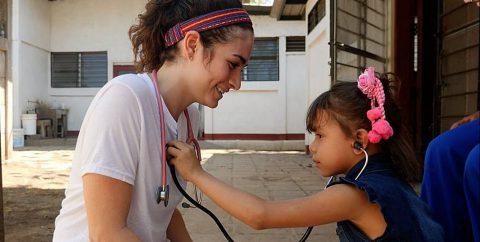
<box><xmin>286</xmin><ymin>53</ymin><xmax>307</xmax><ymax>137</ymax></box>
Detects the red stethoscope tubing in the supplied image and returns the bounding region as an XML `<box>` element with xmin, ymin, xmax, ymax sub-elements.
<box><xmin>150</xmin><ymin>70</ymin><xmax>201</xmax><ymax>204</ymax></box>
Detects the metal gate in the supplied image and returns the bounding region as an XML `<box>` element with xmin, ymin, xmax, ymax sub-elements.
<box><xmin>436</xmin><ymin>0</ymin><xmax>479</xmax><ymax>132</ymax></box>
<box><xmin>330</xmin><ymin>0</ymin><xmax>388</xmax><ymax>83</ymax></box>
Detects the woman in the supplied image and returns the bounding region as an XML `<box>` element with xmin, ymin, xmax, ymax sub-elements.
<box><xmin>52</xmin><ymin>1</ymin><xmax>254</xmax><ymax>241</ymax></box>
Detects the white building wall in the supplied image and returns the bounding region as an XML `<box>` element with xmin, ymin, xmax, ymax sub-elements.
<box><xmin>13</xmin><ymin>0</ymin><xmax>147</xmax><ymax>131</ymax></box>
<box><xmin>20</xmin><ymin>0</ymin><xmax>50</xmax><ymax>49</ymax></box>
<box><xmin>286</xmin><ymin>53</ymin><xmax>307</xmax><ymax>134</ymax></box>
<box><xmin>48</xmin><ymin>0</ymin><xmax>146</xmax><ymax>131</ymax></box>
<box><xmin>17</xmin><ymin>1</ymin><xmax>308</xmax><ymax>138</ymax></box>
<box><xmin>305</xmin><ymin>0</ymin><xmax>332</xmax><ymax>147</ymax></box>
<box><xmin>12</xmin><ymin>0</ymin><xmax>51</xmax><ymax>129</ymax></box>
<box><xmin>19</xmin><ymin>44</ymin><xmax>50</xmax><ymax>111</ymax></box>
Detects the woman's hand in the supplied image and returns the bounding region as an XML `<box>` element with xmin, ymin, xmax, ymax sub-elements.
<box><xmin>167</xmin><ymin>141</ymin><xmax>204</xmax><ymax>181</ymax></box>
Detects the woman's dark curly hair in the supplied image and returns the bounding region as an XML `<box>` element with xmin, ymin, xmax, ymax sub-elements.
<box><xmin>129</xmin><ymin>0</ymin><xmax>254</xmax><ymax>72</ymax></box>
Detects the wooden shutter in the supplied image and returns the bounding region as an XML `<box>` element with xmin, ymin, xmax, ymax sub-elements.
<box><xmin>81</xmin><ymin>52</ymin><xmax>108</xmax><ymax>88</ymax></box>
<box><xmin>51</xmin><ymin>53</ymin><xmax>79</xmax><ymax>88</ymax></box>
<box><xmin>286</xmin><ymin>36</ymin><xmax>306</xmax><ymax>52</ymax></box>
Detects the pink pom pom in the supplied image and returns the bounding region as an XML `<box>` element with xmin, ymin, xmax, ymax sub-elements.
<box><xmin>372</xmin><ymin>120</ymin><xmax>394</xmax><ymax>139</ymax></box>
<box><xmin>367</xmin><ymin>108</ymin><xmax>382</xmax><ymax>121</ymax></box>
<box><xmin>368</xmin><ymin>130</ymin><xmax>382</xmax><ymax>143</ymax></box>
<box><xmin>357</xmin><ymin>66</ymin><xmax>394</xmax><ymax>143</ymax></box>
<box><xmin>357</xmin><ymin>67</ymin><xmax>378</xmax><ymax>99</ymax></box>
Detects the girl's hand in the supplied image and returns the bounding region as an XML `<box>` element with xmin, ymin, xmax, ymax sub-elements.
<box><xmin>166</xmin><ymin>141</ymin><xmax>204</xmax><ymax>181</ymax></box>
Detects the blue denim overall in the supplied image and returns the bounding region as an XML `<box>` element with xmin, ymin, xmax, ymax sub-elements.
<box><xmin>329</xmin><ymin>153</ymin><xmax>445</xmax><ymax>241</ymax></box>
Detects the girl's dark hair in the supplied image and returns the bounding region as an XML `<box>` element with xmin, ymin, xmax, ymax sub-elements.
<box><xmin>306</xmin><ymin>74</ymin><xmax>421</xmax><ymax>183</ymax></box>
<box><xmin>129</xmin><ymin>0</ymin><xmax>254</xmax><ymax>72</ymax></box>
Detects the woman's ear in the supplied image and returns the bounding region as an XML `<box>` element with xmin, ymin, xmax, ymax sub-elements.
<box><xmin>182</xmin><ymin>31</ymin><xmax>201</xmax><ymax>61</ymax></box>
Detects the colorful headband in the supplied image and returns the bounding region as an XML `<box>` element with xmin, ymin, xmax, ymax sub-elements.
<box><xmin>357</xmin><ymin>67</ymin><xmax>394</xmax><ymax>143</ymax></box>
<box><xmin>164</xmin><ymin>8</ymin><xmax>252</xmax><ymax>47</ymax></box>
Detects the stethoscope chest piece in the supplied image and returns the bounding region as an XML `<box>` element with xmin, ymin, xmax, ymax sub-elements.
<box><xmin>156</xmin><ymin>185</ymin><xmax>170</xmax><ymax>207</ymax></box>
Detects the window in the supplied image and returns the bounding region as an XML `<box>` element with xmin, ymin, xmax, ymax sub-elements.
<box><xmin>286</xmin><ymin>36</ymin><xmax>306</xmax><ymax>52</ymax></box>
<box><xmin>0</xmin><ymin>0</ymin><xmax>7</xmax><ymax>38</ymax></box>
<box><xmin>242</xmin><ymin>38</ymin><xmax>279</xmax><ymax>82</ymax></box>
<box><xmin>308</xmin><ymin>0</ymin><xmax>326</xmax><ymax>33</ymax></box>
<box><xmin>113</xmin><ymin>65</ymin><xmax>137</xmax><ymax>78</ymax></box>
<box><xmin>51</xmin><ymin>52</ymin><xmax>108</xmax><ymax>88</ymax></box>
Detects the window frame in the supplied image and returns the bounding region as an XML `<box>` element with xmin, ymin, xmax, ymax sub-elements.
<box><xmin>330</xmin><ymin>0</ymin><xmax>388</xmax><ymax>84</ymax></box>
<box><xmin>51</xmin><ymin>51</ymin><xmax>108</xmax><ymax>88</ymax></box>
<box><xmin>286</xmin><ymin>36</ymin><xmax>306</xmax><ymax>52</ymax></box>
<box><xmin>242</xmin><ymin>37</ymin><xmax>280</xmax><ymax>82</ymax></box>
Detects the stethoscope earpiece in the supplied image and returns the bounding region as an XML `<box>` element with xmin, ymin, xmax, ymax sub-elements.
<box><xmin>353</xmin><ymin>141</ymin><xmax>363</xmax><ymax>151</ymax></box>
<box><xmin>324</xmin><ymin>141</ymin><xmax>369</xmax><ymax>187</ymax></box>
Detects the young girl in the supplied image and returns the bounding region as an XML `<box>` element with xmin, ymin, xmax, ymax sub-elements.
<box><xmin>168</xmin><ymin>67</ymin><xmax>445</xmax><ymax>241</ymax></box>
<box><xmin>53</xmin><ymin>1</ymin><xmax>253</xmax><ymax>241</ymax></box>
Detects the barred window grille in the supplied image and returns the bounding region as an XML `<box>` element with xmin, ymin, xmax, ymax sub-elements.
<box><xmin>330</xmin><ymin>0</ymin><xmax>388</xmax><ymax>83</ymax></box>
<box><xmin>242</xmin><ymin>38</ymin><xmax>279</xmax><ymax>82</ymax></box>
<box><xmin>308</xmin><ymin>0</ymin><xmax>326</xmax><ymax>33</ymax></box>
<box><xmin>51</xmin><ymin>52</ymin><xmax>108</xmax><ymax>88</ymax></box>
<box><xmin>286</xmin><ymin>36</ymin><xmax>306</xmax><ymax>52</ymax></box>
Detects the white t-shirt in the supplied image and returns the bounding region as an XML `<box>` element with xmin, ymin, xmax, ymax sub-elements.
<box><xmin>53</xmin><ymin>73</ymin><xmax>199</xmax><ymax>242</ymax></box>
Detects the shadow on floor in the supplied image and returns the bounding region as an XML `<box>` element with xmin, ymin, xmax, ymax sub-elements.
<box><xmin>3</xmin><ymin>187</ymin><xmax>65</xmax><ymax>242</ymax></box>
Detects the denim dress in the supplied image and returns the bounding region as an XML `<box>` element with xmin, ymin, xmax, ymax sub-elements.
<box><xmin>328</xmin><ymin>153</ymin><xmax>444</xmax><ymax>242</ymax></box>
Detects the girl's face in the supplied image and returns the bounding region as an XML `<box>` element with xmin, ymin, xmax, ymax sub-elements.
<box><xmin>308</xmin><ymin>112</ymin><xmax>359</xmax><ymax>177</ymax></box>
<box><xmin>186</xmin><ymin>30</ymin><xmax>254</xmax><ymax>108</ymax></box>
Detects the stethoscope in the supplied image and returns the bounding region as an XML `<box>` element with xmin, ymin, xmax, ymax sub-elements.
<box><xmin>150</xmin><ymin>71</ymin><xmax>370</xmax><ymax>241</ymax></box>
<box><xmin>150</xmin><ymin>70</ymin><xmax>202</xmax><ymax>207</ymax></box>
<box><xmin>299</xmin><ymin>141</ymin><xmax>369</xmax><ymax>242</ymax></box>
<box><xmin>150</xmin><ymin>71</ymin><xmax>233</xmax><ymax>241</ymax></box>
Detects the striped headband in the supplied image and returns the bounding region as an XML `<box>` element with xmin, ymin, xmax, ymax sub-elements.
<box><xmin>164</xmin><ymin>8</ymin><xmax>252</xmax><ymax>47</ymax></box>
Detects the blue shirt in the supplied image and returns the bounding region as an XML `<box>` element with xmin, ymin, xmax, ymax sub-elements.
<box><xmin>329</xmin><ymin>153</ymin><xmax>444</xmax><ymax>241</ymax></box>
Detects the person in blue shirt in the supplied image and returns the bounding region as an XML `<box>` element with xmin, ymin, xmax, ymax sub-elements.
<box><xmin>421</xmin><ymin>111</ymin><xmax>479</xmax><ymax>242</ymax></box>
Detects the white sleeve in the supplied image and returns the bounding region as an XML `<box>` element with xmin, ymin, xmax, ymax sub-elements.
<box><xmin>79</xmin><ymin>82</ymin><xmax>142</xmax><ymax>185</ymax></box>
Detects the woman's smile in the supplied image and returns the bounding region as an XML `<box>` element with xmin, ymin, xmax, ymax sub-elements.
<box><xmin>215</xmin><ymin>85</ymin><xmax>226</xmax><ymax>100</ymax></box>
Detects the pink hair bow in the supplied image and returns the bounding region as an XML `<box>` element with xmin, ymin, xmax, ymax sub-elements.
<box><xmin>357</xmin><ymin>67</ymin><xmax>394</xmax><ymax>143</ymax></box>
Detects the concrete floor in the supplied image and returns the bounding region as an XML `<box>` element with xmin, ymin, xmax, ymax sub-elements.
<box><xmin>3</xmin><ymin>139</ymin><xmax>338</xmax><ymax>241</ymax></box>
